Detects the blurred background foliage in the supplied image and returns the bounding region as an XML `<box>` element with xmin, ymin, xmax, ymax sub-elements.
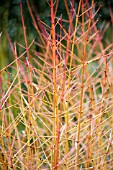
<box><xmin>0</xmin><ymin>0</ymin><xmax>113</xmax><ymax>70</ymax></box>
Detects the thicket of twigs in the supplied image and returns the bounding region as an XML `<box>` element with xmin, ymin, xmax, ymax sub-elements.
<box><xmin>0</xmin><ymin>0</ymin><xmax>113</xmax><ymax>169</ymax></box>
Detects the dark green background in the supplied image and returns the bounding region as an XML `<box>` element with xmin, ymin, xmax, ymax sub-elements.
<box><xmin>0</xmin><ymin>0</ymin><xmax>113</xmax><ymax>69</ymax></box>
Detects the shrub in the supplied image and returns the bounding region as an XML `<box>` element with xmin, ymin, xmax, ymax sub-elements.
<box><xmin>0</xmin><ymin>0</ymin><xmax>113</xmax><ymax>169</ymax></box>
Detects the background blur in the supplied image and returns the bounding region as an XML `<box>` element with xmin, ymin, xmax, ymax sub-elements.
<box><xmin>0</xmin><ymin>0</ymin><xmax>113</xmax><ymax>70</ymax></box>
